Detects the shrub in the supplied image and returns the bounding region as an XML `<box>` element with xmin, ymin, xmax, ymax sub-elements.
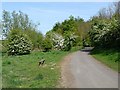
<box><xmin>89</xmin><ymin>18</ymin><xmax>120</xmax><ymax>48</ymax></box>
<box><xmin>42</xmin><ymin>38</ymin><xmax>52</xmax><ymax>52</ymax></box>
<box><xmin>47</xmin><ymin>32</ymin><xmax>64</xmax><ymax>50</ymax></box>
<box><xmin>62</xmin><ymin>31</ymin><xmax>77</xmax><ymax>51</ymax></box>
<box><xmin>7</xmin><ymin>29</ymin><xmax>32</xmax><ymax>55</ymax></box>
<box><xmin>62</xmin><ymin>40</ymin><xmax>71</xmax><ymax>51</ymax></box>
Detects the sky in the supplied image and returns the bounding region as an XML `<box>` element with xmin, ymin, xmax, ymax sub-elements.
<box><xmin>2</xmin><ymin>2</ymin><xmax>112</xmax><ymax>35</ymax></box>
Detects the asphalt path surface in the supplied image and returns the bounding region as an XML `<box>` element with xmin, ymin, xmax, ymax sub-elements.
<box><xmin>61</xmin><ymin>47</ymin><xmax>118</xmax><ymax>88</ymax></box>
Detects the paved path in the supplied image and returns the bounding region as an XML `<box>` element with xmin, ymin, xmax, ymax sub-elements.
<box><xmin>61</xmin><ymin>48</ymin><xmax>118</xmax><ymax>88</ymax></box>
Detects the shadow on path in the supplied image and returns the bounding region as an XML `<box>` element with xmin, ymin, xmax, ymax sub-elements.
<box><xmin>81</xmin><ymin>47</ymin><xmax>94</xmax><ymax>54</ymax></box>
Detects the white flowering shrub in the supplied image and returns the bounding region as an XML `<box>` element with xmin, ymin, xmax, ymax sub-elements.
<box><xmin>89</xmin><ymin>18</ymin><xmax>120</xmax><ymax>48</ymax></box>
<box><xmin>46</xmin><ymin>31</ymin><xmax>78</xmax><ymax>51</ymax></box>
<box><xmin>62</xmin><ymin>32</ymin><xmax>78</xmax><ymax>51</ymax></box>
<box><xmin>7</xmin><ymin>29</ymin><xmax>32</xmax><ymax>55</ymax></box>
<box><xmin>52</xmin><ymin>33</ymin><xmax>64</xmax><ymax>50</ymax></box>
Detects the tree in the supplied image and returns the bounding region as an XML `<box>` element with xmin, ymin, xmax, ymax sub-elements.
<box><xmin>2</xmin><ymin>10</ymin><xmax>43</xmax><ymax>50</ymax></box>
<box><xmin>114</xmin><ymin>2</ymin><xmax>120</xmax><ymax>19</ymax></box>
<box><xmin>51</xmin><ymin>16</ymin><xmax>87</xmax><ymax>48</ymax></box>
<box><xmin>25</xmin><ymin>29</ymin><xmax>43</xmax><ymax>50</ymax></box>
<box><xmin>2</xmin><ymin>10</ymin><xmax>37</xmax><ymax>37</ymax></box>
<box><xmin>2</xmin><ymin>10</ymin><xmax>12</xmax><ymax>36</ymax></box>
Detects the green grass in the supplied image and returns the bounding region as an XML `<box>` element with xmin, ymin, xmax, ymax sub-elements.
<box><xmin>91</xmin><ymin>48</ymin><xmax>119</xmax><ymax>72</ymax></box>
<box><xmin>70</xmin><ymin>46</ymin><xmax>82</xmax><ymax>52</ymax></box>
<box><xmin>2</xmin><ymin>50</ymin><xmax>70</xmax><ymax>88</ymax></box>
<box><xmin>0</xmin><ymin>40</ymin><xmax>2</xmax><ymax>53</ymax></box>
<box><xmin>2</xmin><ymin>46</ymin><xmax>80</xmax><ymax>88</ymax></box>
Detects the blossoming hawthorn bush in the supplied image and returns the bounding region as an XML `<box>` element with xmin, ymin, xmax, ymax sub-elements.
<box><xmin>51</xmin><ymin>33</ymin><xmax>64</xmax><ymax>50</ymax></box>
<box><xmin>7</xmin><ymin>29</ymin><xmax>32</xmax><ymax>55</ymax></box>
<box><xmin>47</xmin><ymin>32</ymin><xmax>78</xmax><ymax>51</ymax></box>
<box><xmin>89</xmin><ymin>18</ymin><xmax>120</xmax><ymax>48</ymax></box>
<box><xmin>62</xmin><ymin>32</ymin><xmax>78</xmax><ymax>51</ymax></box>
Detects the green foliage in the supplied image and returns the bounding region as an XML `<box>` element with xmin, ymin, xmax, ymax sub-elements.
<box><xmin>42</xmin><ymin>38</ymin><xmax>52</xmax><ymax>52</ymax></box>
<box><xmin>46</xmin><ymin>31</ymin><xmax>78</xmax><ymax>51</ymax></box>
<box><xmin>63</xmin><ymin>44</ymin><xmax>71</xmax><ymax>51</ymax></box>
<box><xmin>62</xmin><ymin>31</ymin><xmax>77</xmax><ymax>51</ymax></box>
<box><xmin>7</xmin><ymin>29</ymin><xmax>32</xmax><ymax>55</ymax></box>
<box><xmin>2</xmin><ymin>10</ymin><xmax>34</xmax><ymax>36</ymax></box>
<box><xmin>50</xmin><ymin>15</ymin><xmax>90</xmax><ymax>49</ymax></box>
<box><xmin>52</xmin><ymin>16</ymin><xmax>78</xmax><ymax>34</ymax></box>
<box><xmin>2</xmin><ymin>10</ymin><xmax>43</xmax><ymax>50</ymax></box>
<box><xmin>0</xmin><ymin>40</ymin><xmax>7</xmax><ymax>53</ymax></box>
<box><xmin>25</xmin><ymin>30</ymin><xmax>43</xmax><ymax>50</ymax></box>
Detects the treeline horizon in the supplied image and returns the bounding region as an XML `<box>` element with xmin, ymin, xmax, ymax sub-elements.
<box><xmin>1</xmin><ymin>2</ymin><xmax>120</xmax><ymax>56</ymax></box>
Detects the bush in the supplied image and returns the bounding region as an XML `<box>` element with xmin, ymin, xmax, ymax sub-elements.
<box><xmin>1</xmin><ymin>40</ymin><xmax>7</xmax><ymax>54</ymax></box>
<box><xmin>7</xmin><ymin>29</ymin><xmax>32</xmax><ymax>55</ymax></box>
<box><xmin>89</xmin><ymin>18</ymin><xmax>120</xmax><ymax>48</ymax></box>
<box><xmin>42</xmin><ymin>38</ymin><xmax>52</xmax><ymax>52</ymax></box>
<box><xmin>62</xmin><ymin>42</ymin><xmax>71</xmax><ymax>51</ymax></box>
<box><xmin>62</xmin><ymin>31</ymin><xmax>77</xmax><ymax>51</ymax></box>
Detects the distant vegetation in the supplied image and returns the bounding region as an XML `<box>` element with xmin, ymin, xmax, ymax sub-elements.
<box><xmin>1</xmin><ymin>10</ymin><xmax>90</xmax><ymax>55</ymax></box>
<box><xmin>2</xmin><ymin>10</ymin><xmax>43</xmax><ymax>54</ymax></box>
<box><xmin>46</xmin><ymin>15</ymin><xmax>91</xmax><ymax>51</ymax></box>
<box><xmin>1</xmin><ymin>2</ymin><xmax>120</xmax><ymax>54</ymax></box>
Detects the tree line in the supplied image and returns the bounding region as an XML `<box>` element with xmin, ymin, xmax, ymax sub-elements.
<box><xmin>1</xmin><ymin>2</ymin><xmax>120</xmax><ymax>55</ymax></box>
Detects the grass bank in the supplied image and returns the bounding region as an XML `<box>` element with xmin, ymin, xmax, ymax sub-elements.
<box><xmin>90</xmin><ymin>48</ymin><xmax>119</xmax><ymax>72</ymax></box>
<box><xmin>2</xmin><ymin>47</ymin><xmax>80</xmax><ymax>88</ymax></box>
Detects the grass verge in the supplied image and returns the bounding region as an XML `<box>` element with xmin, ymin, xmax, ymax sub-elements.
<box><xmin>90</xmin><ymin>48</ymin><xmax>119</xmax><ymax>72</ymax></box>
<box><xmin>2</xmin><ymin>46</ymin><xmax>80</xmax><ymax>88</ymax></box>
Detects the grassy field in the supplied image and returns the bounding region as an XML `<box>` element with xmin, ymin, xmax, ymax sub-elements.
<box><xmin>90</xmin><ymin>48</ymin><xmax>119</xmax><ymax>72</ymax></box>
<box><xmin>2</xmin><ymin>46</ymin><xmax>80</xmax><ymax>88</ymax></box>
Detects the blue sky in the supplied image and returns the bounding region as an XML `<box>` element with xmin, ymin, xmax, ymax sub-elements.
<box><xmin>2</xmin><ymin>2</ymin><xmax>112</xmax><ymax>35</ymax></box>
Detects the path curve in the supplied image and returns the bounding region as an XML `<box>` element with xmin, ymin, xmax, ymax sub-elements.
<box><xmin>61</xmin><ymin>48</ymin><xmax>118</xmax><ymax>88</ymax></box>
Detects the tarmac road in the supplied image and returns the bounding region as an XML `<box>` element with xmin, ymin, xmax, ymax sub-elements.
<box><xmin>61</xmin><ymin>47</ymin><xmax>118</xmax><ymax>88</ymax></box>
